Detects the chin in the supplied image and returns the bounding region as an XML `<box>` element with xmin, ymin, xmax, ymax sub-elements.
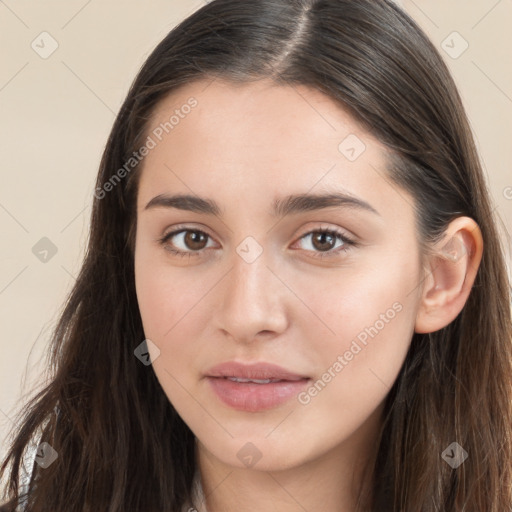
<box><xmin>198</xmin><ymin>434</ymin><xmax>322</xmax><ymax>473</ymax></box>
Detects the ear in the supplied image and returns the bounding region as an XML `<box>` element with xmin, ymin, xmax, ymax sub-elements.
<box><xmin>414</xmin><ymin>216</ymin><xmax>483</xmax><ymax>334</ymax></box>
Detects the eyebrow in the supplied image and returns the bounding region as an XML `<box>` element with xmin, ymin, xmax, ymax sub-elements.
<box><xmin>144</xmin><ymin>192</ymin><xmax>380</xmax><ymax>217</ymax></box>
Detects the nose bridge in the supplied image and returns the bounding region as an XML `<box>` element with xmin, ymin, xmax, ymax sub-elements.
<box><xmin>215</xmin><ymin>242</ymin><xmax>288</xmax><ymax>340</ymax></box>
<box><xmin>230</xmin><ymin>249</ymin><xmax>269</xmax><ymax>303</ymax></box>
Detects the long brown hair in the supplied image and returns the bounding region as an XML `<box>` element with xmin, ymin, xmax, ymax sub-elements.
<box><xmin>1</xmin><ymin>0</ymin><xmax>511</xmax><ymax>510</ymax></box>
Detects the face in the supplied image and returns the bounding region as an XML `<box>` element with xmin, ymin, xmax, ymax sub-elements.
<box><xmin>134</xmin><ymin>78</ymin><xmax>424</xmax><ymax>472</ymax></box>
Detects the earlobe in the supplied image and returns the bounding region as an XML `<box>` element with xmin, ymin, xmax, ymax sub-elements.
<box><xmin>414</xmin><ymin>217</ymin><xmax>483</xmax><ymax>334</ymax></box>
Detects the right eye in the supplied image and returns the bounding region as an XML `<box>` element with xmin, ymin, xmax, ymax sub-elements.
<box><xmin>158</xmin><ymin>228</ymin><xmax>217</xmax><ymax>258</ymax></box>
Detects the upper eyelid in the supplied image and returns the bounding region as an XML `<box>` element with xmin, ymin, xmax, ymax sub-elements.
<box><xmin>161</xmin><ymin>226</ymin><xmax>218</xmax><ymax>245</ymax></box>
<box><xmin>161</xmin><ymin>224</ymin><xmax>355</xmax><ymax>247</ymax></box>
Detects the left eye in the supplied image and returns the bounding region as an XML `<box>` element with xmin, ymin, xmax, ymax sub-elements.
<box><xmin>292</xmin><ymin>229</ymin><xmax>356</xmax><ymax>258</ymax></box>
<box><xmin>294</xmin><ymin>229</ymin><xmax>354</xmax><ymax>257</ymax></box>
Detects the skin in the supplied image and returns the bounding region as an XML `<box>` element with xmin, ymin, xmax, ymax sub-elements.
<box><xmin>134</xmin><ymin>78</ymin><xmax>483</xmax><ymax>512</ymax></box>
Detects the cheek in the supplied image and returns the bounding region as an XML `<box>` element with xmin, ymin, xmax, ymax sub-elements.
<box><xmin>134</xmin><ymin>246</ymin><xmax>210</xmax><ymax>341</ymax></box>
<box><xmin>294</xmin><ymin>254</ymin><xmax>419</xmax><ymax>420</ymax></box>
<box><xmin>134</xmin><ymin>255</ymin><xmax>208</xmax><ymax>406</ymax></box>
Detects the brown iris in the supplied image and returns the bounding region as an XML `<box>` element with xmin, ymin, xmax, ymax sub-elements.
<box><xmin>184</xmin><ymin>230</ymin><xmax>208</xmax><ymax>250</ymax></box>
<box><xmin>311</xmin><ymin>231</ymin><xmax>336</xmax><ymax>252</ymax></box>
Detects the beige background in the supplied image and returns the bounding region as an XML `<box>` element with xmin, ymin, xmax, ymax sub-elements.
<box><xmin>1</xmin><ymin>0</ymin><xmax>511</xmax><ymax>461</ymax></box>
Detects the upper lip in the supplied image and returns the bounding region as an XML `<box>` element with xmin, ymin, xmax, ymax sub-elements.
<box><xmin>206</xmin><ymin>361</ymin><xmax>309</xmax><ymax>381</ymax></box>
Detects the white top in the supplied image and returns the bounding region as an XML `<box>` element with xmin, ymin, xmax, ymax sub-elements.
<box><xmin>17</xmin><ymin>438</ymin><xmax>39</xmax><ymax>511</ymax></box>
<box><xmin>182</xmin><ymin>469</ymin><xmax>209</xmax><ymax>512</ymax></box>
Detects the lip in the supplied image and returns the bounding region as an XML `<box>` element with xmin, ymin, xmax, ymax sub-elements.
<box><xmin>205</xmin><ymin>361</ymin><xmax>310</xmax><ymax>412</ymax></box>
<box><xmin>206</xmin><ymin>361</ymin><xmax>309</xmax><ymax>381</ymax></box>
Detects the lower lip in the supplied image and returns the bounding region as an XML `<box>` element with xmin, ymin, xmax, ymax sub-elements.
<box><xmin>206</xmin><ymin>376</ymin><xmax>310</xmax><ymax>412</ymax></box>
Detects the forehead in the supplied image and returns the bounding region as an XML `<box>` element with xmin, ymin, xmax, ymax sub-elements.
<box><xmin>136</xmin><ymin>77</ymin><xmax>408</xmax><ymax>220</ymax></box>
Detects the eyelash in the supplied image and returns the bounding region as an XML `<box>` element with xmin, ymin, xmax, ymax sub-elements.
<box><xmin>157</xmin><ymin>225</ymin><xmax>357</xmax><ymax>260</ymax></box>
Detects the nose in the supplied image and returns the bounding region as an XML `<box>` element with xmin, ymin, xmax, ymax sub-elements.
<box><xmin>213</xmin><ymin>246</ymin><xmax>289</xmax><ymax>344</ymax></box>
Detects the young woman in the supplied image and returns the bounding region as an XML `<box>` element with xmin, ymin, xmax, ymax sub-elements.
<box><xmin>1</xmin><ymin>0</ymin><xmax>511</xmax><ymax>510</ymax></box>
